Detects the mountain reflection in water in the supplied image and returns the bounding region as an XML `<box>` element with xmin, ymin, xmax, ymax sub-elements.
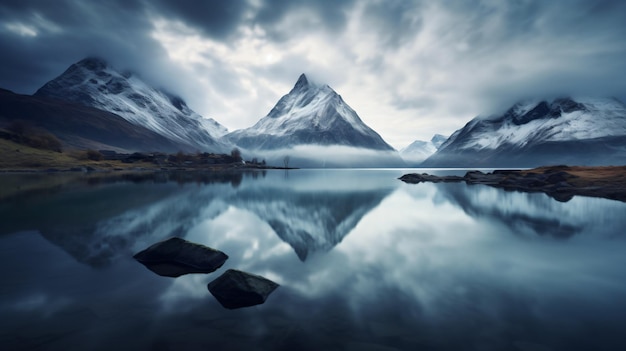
<box><xmin>1</xmin><ymin>169</ymin><xmax>625</xmax><ymax>351</ymax></box>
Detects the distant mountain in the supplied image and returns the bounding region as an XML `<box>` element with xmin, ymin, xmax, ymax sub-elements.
<box><xmin>400</xmin><ymin>134</ymin><xmax>448</xmax><ymax>165</ymax></box>
<box><xmin>422</xmin><ymin>97</ymin><xmax>626</xmax><ymax>167</ymax></box>
<box><xmin>226</xmin><ymin>74</ymin><xmax>395</xmax><ymax>151</ymax></box>
<box><xmin>0</xmin><ymin>88</ymin><xmax>184</xmax><ymax>152</ymax></box>
<box><xmin>35</xmin><ymin>57</ymin><xmax>229</xmax><ymax>153</ymax></box>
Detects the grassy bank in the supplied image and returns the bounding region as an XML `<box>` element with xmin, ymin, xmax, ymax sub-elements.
<box><xmin>0</xmin><ymin>138</ymin><xmax>150</xmax><ymax>171</ymax></box>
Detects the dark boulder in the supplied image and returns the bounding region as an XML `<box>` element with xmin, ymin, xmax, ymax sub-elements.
<box><xmin>133</xmin><ymin>237</ymin><xmax>228</xmax><ymax>277</ymax></box>
<box><xmin>208</xmin><ymin>269</ymin><xmax>279</xmax><ymax>309</ymax></box>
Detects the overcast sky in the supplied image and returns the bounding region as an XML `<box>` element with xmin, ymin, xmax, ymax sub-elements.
<box><xmin>1</xmin><ymin>0</ymin><xmax>626</xmax><ymax>149</ymax></box>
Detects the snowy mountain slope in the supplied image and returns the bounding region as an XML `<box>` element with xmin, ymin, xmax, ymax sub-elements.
<box><xmin>400</xmin><ymin>134</ymin><xmax>448</xmax><ymax>164</ymax></box>
<box><xmin>35</xmin><ymin>57</ymin><xmax>229</xmax><ymax>152</ymax></box>
<box><xmin>422</xmin><ymin>97</ymin><xmax>626</xmax><ymax>167</ymax></box>
<box><xmin>225</xmin><ymin>74</ymin><xmax>395</xmax><ymax>151</ymax></box>
<box><xmin>0</xmin><ymin>88</ymin><xmax>188</xmax><ymax>153</ymax></box>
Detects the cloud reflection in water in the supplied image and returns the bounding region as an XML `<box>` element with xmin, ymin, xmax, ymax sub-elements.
<box><xmin>1</xmin><ymin>170</ymin><xmax>626</xmax><ymax>350</ymax></box>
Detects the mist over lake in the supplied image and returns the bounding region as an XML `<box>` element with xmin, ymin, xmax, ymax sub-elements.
<box><xmin>1</xmin><ymin>169</ymin><xmax>625</xmax><ymax>351</ymax></box>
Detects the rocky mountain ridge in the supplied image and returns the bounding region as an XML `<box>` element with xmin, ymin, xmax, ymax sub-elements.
<box><xmin>422</xmin><ymin>97</ymin><xmax>626</xmax><ymax>167</ymax></box>
<box><xmin>35</xmin><ymin>57</ymin><xmax>229</xmax><ymax>153</ymax></box>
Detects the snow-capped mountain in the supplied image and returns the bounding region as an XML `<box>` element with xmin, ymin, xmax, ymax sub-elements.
<box><xmin>0</xmin><ymin>88</ymin><xmax>188</xmax><ymax>153</ymax></box>
<box><xmin>400</xmin><ymin>134</ymin><xmax>448</xmax><ymax>165</ymax></box>
<box><xmin>422</xmin><ymin>97</ymin><xmax>626</xmax><ymax>167</ymax></box>
<box><xmin>226</xmin><ymin>74</ymin><xmax>395</xmax><ymax>151</ymax></box>
<box><xmin>35</xmin><ymin>57</ymin><xmax>229</xmax><ymax>152</ymax></box>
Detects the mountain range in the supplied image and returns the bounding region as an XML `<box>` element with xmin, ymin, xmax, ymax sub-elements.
<box><xmin>2</xmin><ymin>57</ymin><xmax>625</xmax><ymax>167</ymax></box>
<box><xmin>422</xmin><ymin>97</ymin><xmax>626</xmax><ymax>167</ymax></box>
<box><xmin>2</xmin><ymin>58</ymin><xmax>403</xmax><ymax>166</ymax></box>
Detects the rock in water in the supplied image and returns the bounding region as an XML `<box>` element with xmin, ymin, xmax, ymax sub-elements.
<box><xmin>208</xmin><ymin>269</ymin><xmax>279</xmax><ymax>309</ymax></box>
<box><xmin>133</xmin><ymin>237</ymin><xmax>228</xmax><ymax>277</ymax></box>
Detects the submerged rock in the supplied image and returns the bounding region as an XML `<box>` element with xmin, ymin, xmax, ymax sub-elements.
<box><xmin>133</xmin><ymin>237</ymin><xmax>228</xmax><ymax>277</ymax></box>
<box><xmin>208</xmin><ymin>269</ymin><xmax>279</xmax><ymax>309</ymax></box>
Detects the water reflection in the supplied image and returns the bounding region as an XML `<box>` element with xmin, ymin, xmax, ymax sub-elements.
<box><xmin>0</xmin><ymin>171</ymin><xmax>266</xmax><ymax>265</ymax></box>
<box><xmin>1</xmin><ymin>170</ymin><xmax>626</xmax><ymax>350</ymax></box>
<box><xmin>433</xmin><ymin>182</ymin><xmax>626</xmax><ymax>238</ymax></box>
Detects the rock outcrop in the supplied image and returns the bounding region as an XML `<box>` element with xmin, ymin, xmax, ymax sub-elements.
<box><xmin>400</xmin><ymin>165</ymin><xmax>626</xmax><ymax>203</ymax></box>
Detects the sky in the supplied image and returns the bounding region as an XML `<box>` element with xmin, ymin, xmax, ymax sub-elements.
<box><xmin>1</xmin><ymin>0</ymin><xmax>626</xmax><ymax>150</ymax></box>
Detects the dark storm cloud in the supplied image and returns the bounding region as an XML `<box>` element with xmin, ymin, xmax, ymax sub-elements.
<box><xmin>253</xmin><ymin>0</ymin><xmax>355</xmax><ymax>40</ymax></box>
<box><xmin>376</xmin><ymin>0</ymin><xmax>626</xmax><ymax>115</ymax></box>
<box><xmin>147</xmin><ymin>0</ymin><xmax>358</xmax><ymax>41</ymax></box>
<box><xmin>0</xmin><ymin>0</ymin><xmax>358</xmax><ymax>94</ymax></box>
<box><xmin>0</xmin><ymin>0</ymin><xmax>160</xmax><ymax>93</ymax></box>
<box><xmin>470</xmin><ymin>0</ymin><xmax>626</xmax><ymax>110</ymax></box>
<box><xmin>360</xmin><ymin>0</ymin><xmax>424</xmax><ymax>48</ymax></box>
<box><xmin>147</xmin><ymin>0</ymin><xmax>248</xmax><ymax>40</ymax></box>
<box><xmin>1</xmin><ymin>0</ymin><xmax>626</xmax><ymax>146</ymax></box>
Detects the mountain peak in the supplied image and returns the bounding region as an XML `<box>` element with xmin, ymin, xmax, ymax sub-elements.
<box><xmin>294</xmin><ymin>73</ymin><xmax>309</xmax><ymax>89</ymax></box>
<box><xmin>226</xmin><ymin>72</ymin><xmax>395</xmax><ymax>152</ymax></box>
<box><xmin>75</xmin><ymin>57</ymin><xmax>109</xmax><ymax>71</ymax></box>
<box><xmin>292</xmin><ymin>73</ymin><xmax>327</xmax><ymax>91</ymax></box>
<box><xmin>430</xmin><ymin>134</ymin><xmax>448</xmax><ymax>149</ymax></box>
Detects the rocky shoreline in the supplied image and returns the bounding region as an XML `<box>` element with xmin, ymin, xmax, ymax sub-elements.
<box><xmin>400</xmin><ymin>165</ymin><xmax>626</xmax><ymax>203</ymax></box>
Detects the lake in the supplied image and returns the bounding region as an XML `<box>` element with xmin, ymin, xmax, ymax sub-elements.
<box><xmin>1</xmin><ymin>169</ymin><xmax>626</xmax><ymax>351</ymax></box>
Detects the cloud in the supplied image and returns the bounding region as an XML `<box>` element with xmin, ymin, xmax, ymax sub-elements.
<box><xmin>147</xmin><ymin>0</ymin><xmax>249</xmax><ymax>40</ymax></box>
<box><xmin>0</xmin><ymin>0</ymin><xmax>162</xmax><ymax>91</ymax></box>
<box><xmin>1</xmin><ymin>0</ymin><xmax>625</xmax><ymax>149</ymax></box>
<box><xmin>239</xmin><ymin>144</ymin><xmax>405</xmax><ymax>168</ymax></box>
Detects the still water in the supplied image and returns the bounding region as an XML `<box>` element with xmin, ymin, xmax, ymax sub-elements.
<box><xmin>1</xmin><ymin>169</ymin><xmax>625</xmax><ymax>351</ymax></box>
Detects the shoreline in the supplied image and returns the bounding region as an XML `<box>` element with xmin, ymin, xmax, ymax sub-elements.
<box><xmin>0</xmin><ymin>165</ymin><xmax>297</xmax><ymax>201</ymax></box>
<box><xmin>0</xmin><ymin>163</ymin><xmax>297</xmax><ymax>174</ymax></box>
<box><xmin>399</xmin><ymin>165</ymin><xmax>626</xmax><ymax>203</ymax></box>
